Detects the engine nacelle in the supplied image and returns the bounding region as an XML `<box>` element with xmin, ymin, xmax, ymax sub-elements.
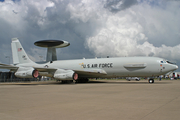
<box><xmin>53</xmin><ymin>69</ymin><xmax>78</xmax><ymax>80</ymax></box>
<box><xmin>15</xmin><ymin>67</ymin><xmax>39</xmax><ymax>78</ymax></box>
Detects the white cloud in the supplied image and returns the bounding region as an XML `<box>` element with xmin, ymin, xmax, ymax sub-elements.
<box><xmin>81</xmin><ymin>0</ymin><xmax>180</xmax><ymax>62</ymax></box>
<box><xmin>0</xmin><ymin>0</ymin><xmax>179</xmax><ymax>67</ymax></box>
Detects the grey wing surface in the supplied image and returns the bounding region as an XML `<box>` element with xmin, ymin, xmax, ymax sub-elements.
<box><xmin>34</xmin><ymin>67</ymin><xmax>107</xmax><ymax>78</ymax></box>
<box><xmin>74</xmin><ymin>69</ymin><xmax>107</xmax><ymax>78</ymax></box>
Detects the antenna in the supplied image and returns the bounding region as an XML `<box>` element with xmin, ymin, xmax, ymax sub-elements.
<box><xmin>34</xmin><ymin>40</ymin><xmax>70</xmax><ymax>62</ymax></box>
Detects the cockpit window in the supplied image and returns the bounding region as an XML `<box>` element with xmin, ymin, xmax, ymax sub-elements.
<box><xmin>166</xmin><ymin>61</ymin><xmax>176</xmax><ymax>65</ymax></box>
<box><xmin>160</xmin><ymin>60</ymin><xmax>175</xmax><ymax>64</ymax></box>
<box><xmin>160</xmin><ymin>60</ymin><xmax>166</xmax><ymax>63</ymax></box>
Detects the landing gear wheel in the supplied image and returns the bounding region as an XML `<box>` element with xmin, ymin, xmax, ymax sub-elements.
<box><xmin>61</xmin><ymin>80</ymin><xmax>74</xmax><ymax>84</ymax></box>
<box><xmin>76</xmin><ymin>78</ymin><xmax>89</xmax><ymax>83</ymax></box>
<box><xmin>148</xmin><ymin>79</ymin><xmax>154</xmax><ymax>83</ymax></box>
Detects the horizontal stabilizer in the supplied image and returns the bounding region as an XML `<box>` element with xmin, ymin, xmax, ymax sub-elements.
<box><xmin>0</xmin><ymin>63</ymin><xmax>18</xmax><ymax>70</ymax></box>
<box><xmin>0</xmin><ymin>63</ymin><xmax>12</xmax><ymax>66</ymax></box>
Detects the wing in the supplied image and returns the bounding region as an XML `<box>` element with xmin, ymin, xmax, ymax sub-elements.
<box><xmin>74</xmin><ymin>68</ymin><xmax>107</xmax><ymax>77</ymax></box>
<box><xmin>33</xmin><ymin>67</ymin><xmax>57</xmax><ymax>72</ymax></box>
<box><xmin>0</xmin><ymin>63</ymin><xmax>107</xmax><ymax>78</ymax></box>
<box><xmin>34</xmin><ymin>67</ymin><xmax>107</xmax><ymax>78</ymax></box>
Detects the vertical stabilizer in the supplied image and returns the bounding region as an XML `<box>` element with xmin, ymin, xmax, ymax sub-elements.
<box><xmin>11</xmin><ymin>38</ymin><xmax>33</xmax><ymax>64</ymax></box>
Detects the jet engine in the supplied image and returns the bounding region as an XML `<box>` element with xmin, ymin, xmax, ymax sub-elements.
<box><xmin>15</xmin><ymin>67</ymin><xmax>39</xmax><ymax>78</ymax></box>
<box><xmin>53</xmin><ymin>69</ymin><xmax>78</xmax><ymax>80</ymax></box>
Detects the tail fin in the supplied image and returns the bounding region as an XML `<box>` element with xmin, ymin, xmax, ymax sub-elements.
<box><xmin>11</xmin><ymin>38</ymin><xmax>34</xmax><ymax>64</ymax></box>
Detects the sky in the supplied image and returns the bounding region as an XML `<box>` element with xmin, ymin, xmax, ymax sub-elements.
<box><xmin>0</xmin><ymin>0</ymin><xmax>180</xmax><ymax>71</ymax></box>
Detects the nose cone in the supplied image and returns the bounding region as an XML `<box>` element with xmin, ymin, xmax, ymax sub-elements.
<box><xmin>175</xmin><ymin>65</ymin><xmax>178</xmax><ymax>70</ymax></box>
<box><xmin>165</xmin><ymin>64</ymin><xmax>178</xmax><ymax>73</ymax></box>
<box><xmin>172</xmin><ymin>65</ymin><xmax>178</xmax><ymax>71</ymax></box>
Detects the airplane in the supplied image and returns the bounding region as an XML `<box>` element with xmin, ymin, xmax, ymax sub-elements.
<box><xmin>0</xmin><ymin>38</ymin><xmax>178</xmax><ymax>83</ymax></box>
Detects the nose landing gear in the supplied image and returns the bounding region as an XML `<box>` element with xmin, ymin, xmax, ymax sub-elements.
<box><xmin>148</xmin><ymin>79</ymin><xmax>154</xmax><ymax>83</ymax></box>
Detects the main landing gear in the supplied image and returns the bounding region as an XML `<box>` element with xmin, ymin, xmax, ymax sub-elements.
<box><xmin>76</xmin><ymin>78</ymin><xmax>89</xmax><ymax>83</ymax></box>
<box><xmin>59</xmin><ymin>78</ymin><xmax>89</xmax><ymax>84</ymax></box>
<box><xmin>61</xmin><ymin>80</ymin><xmax>74</xmax><ymax>84</ymax></box>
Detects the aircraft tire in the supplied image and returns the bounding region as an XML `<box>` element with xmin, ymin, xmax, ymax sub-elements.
<box><xmin>76</xmin><ymin>78</ymin><xmax>89</xmax><ymax>83</ymax></box>
<box><xmin>148</xmin><ymin>79</ymin><xmax>154</xmax><ymax>83</ymax></box>
<box><xmin>61</xmin><ymin>80</ymin><xmax>74</xmax><ymax>84</ymax></box>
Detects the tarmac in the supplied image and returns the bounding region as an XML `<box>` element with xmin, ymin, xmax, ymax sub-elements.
<box><xmin>0</xmin><ymin>79</ymin><xmax>180</xmax><ymax>120</ymax></box>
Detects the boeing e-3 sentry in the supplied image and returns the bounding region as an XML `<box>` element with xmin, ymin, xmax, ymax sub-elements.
<box><xmin>0</xmin><ymin>38</ymin><xmax>178</xmax><ymax>83</ymax></box>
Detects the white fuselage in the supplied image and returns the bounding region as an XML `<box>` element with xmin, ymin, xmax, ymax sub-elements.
<box><xmin>19</xmin><ymin>57</ymin><xmax>178</xmax><ymax>78</ymax></box>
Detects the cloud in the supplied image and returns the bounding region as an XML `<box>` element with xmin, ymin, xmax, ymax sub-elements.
<box><xmin>104</xmin><ymin>0</ymin><xmax>138</xmax><ymax>12</ymax></box>
<box><xmin>84</xmin><ymin>0</ymin><xmax>180</xmax><ymax>61</ymax></box>
<box><xmin>0</xmin><ymin>0</ymin><xmax>180</xmax><ymax>70</ymax></box>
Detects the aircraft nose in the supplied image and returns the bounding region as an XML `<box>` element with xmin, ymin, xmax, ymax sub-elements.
<box><xmin>176</xmin><ymin>65</ymin><xmax>178</xmax><ymax>69</ymax></box>
<box><xmin>172</xmin><ymin>65</ymin><xmax>178</xmax><ymax>71</ymax></box>
<box><xmin>167</xmin><ymin>64</ymin><xmax>178</xmax><ymax>72</ymax></box>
